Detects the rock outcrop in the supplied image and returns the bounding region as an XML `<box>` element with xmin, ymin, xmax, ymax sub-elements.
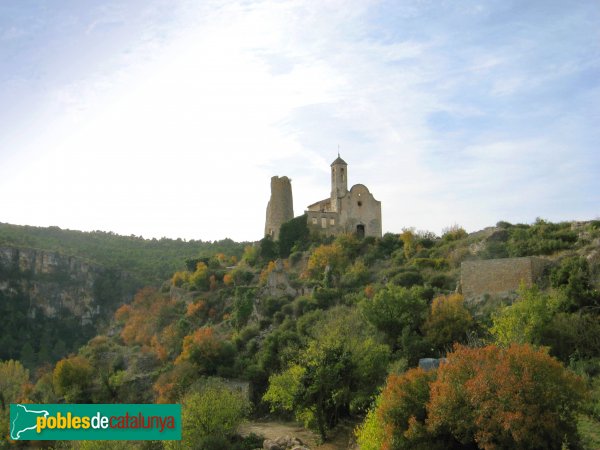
<box><xmin>0</xmin><ymin>246</ymin><xmax>128</xmax><ymax>324</ymax></box>
<box><xmin>262</xmin><ymin>435</ymin><xmax>310</xmax><ymax>450</ymax></box>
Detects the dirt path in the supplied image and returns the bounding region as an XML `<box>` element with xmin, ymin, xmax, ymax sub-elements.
<box><xmin>239</xmin><ymin>420</ymin><xmax>356</xmax><ymax>450</ymax></box>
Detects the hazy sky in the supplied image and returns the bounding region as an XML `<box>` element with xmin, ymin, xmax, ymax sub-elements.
<box><xmin>1</xmin><ymin>0</ymin><xmax>598</xmax><ymax>242</ymax></box>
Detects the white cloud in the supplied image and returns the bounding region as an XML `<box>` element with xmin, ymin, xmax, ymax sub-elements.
<box><xmin>0</xmin><ymin>0</ymin><xmax>598</xmax><ymax>240</ymax></box>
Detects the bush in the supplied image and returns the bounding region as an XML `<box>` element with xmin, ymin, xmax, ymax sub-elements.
<box><xmin>427</xmin><ymin>273</ymin><xmax>455</xmax><ymax>291</ymax></box>
<box><xmin>358</xmin><ymin>343</ymin><xmax>588</xmax><ymax>450</ymax></box>
<box><xmin>550</xmin><ymin>256</ymin><xmax>599</xmax><ymax>312</ymax></box>
<box><xmin>542</xmin><ymin>313</ymin><xmax>600</xmax><ymax>361</ymax></box>
<box><xmin>392</xmin><ymin>270</ymin><xmax>423</xmax><ymax>287</ymax></box>
<box><xmin>165</xmin><ymin>379</ymin><xmax>250</xmax><ymax>450</ymax></box>
<box><xmin>422</xmin><ymin>294</ymin><xmax>473</xmax><ymax>354</ymax></box>
<box><xmin>427</xmin><ymin>344</ymin><xmax>586</xmax><ymax>449</ymax></box>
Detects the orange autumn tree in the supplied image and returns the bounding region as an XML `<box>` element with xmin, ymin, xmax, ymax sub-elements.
<box><xmin>357</xmin><ymin>343</ymin><xmax>587</xmax><ymax>450</ymax></box>
<box><xmin>427</xmin><ymin>344</ymin><xmax>586</xmax><ymax>450</ymax></box>
<box><xmin>117</xmin><ymin>287</ymin><xmax>180</xmax><ymax>348</ymax></box>
<box><xmin>305</xmin><ymin>243</ymin><xmax>348</xmax><ymax>281</ymax></box>
<box><xmin>175</xmin><ymin>327</ymin><xmax>234</xmax><ymax>376</ymax></box>
<box><xmin>376</xmin><ymin>368</ymin><xmax>438</xmax><ymax>450</ymax></box>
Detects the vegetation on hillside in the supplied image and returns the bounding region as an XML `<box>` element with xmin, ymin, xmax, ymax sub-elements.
<box><xmin>0</xmin><ymin>218</ymin><xmax>599</xmax><ymax>449</ymax></box>
<box><xmin>0</xmin><ymin>222</ymin><xmax>247</xmax><ymax>286</ymax></box>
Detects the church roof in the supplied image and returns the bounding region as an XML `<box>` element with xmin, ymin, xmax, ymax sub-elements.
<box><xmin>331</xmin><ymin>155</ymin><xmax>347</xmax><ymax>166</ymax></box>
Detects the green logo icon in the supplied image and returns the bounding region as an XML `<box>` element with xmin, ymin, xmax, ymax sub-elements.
<box><xmin>10</xmin><ymin>404</ymin><xmax>181</xmax><ymax>440</ymax></box>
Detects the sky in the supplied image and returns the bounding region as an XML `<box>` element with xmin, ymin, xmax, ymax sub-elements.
<box><xmin>0</xmin><ymin>0</ymin><xmax>598</xmax><ymax>242</ymax></box>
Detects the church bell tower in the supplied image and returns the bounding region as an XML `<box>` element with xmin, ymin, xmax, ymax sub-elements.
<box><xmin>330</xmin><ymin>154</ymin><xmax>348</xmax><ymax>211</ymax></box>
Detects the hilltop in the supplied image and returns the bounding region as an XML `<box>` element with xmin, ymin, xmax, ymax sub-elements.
<box><xmin>0</xmin><ymin>217</ymin><xmax>599</xmax><ymax>449</ymax></box>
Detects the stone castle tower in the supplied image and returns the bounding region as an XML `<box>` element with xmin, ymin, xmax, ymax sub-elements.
<box><xmin>264</xmin><ymin>176</ymin><xmax>294</xmax><ymax>240</ymax></box>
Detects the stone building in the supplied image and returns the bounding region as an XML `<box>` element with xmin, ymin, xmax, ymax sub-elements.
<box><xmin>460</xmin><ymin>256</ymin><xmax>548</xmax><ymax>299</ymax></box>
<box><xmin>306</xmin><ymin>155</ymin><xmax>382</xmax><ymax>238</ymax></box>
<box><xmin>264</xmin><ymin>155</ymin><xmax>382</xmax><ymax>239</ymax></box>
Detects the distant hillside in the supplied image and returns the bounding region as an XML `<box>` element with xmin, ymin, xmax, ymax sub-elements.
<box><xmin>0</xmin><ymin>222</ymin><xmax>249</xmax><ymax>367</ymax></box>
<box><xmin>0</xmin><ymin>222</ymin><xmax>248</xmax><ymax>286</ymax></box>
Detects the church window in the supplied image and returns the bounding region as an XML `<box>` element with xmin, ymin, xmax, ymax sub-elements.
<box><xmin>341</xmin><ymin>168</ymin><xmax>345</xmax><ymax>181</ymax></box>
<box><xmin>312</xmin><ymin>217</ymin><xmax>318</xmax><ymax>225</ymax></box>
<box><xmin>321</xmin><ymin>218</ymin><xmax>327</xmax><ymax>228</ymax></box>
<box><xmin>330</xmin><ymin>218</ymin><xmax>335</xmax><ymax>225</ymax></box>
<box><xmin>358</xmin><ymin>201</ymin><xmax>362</xmax><ymax>207</ymax></box>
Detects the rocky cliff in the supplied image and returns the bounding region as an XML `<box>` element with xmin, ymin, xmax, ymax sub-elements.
<box><xmin>0</xmin><ymin>246</ymin><xmax>130</xmax><ymax>363</ymax></box>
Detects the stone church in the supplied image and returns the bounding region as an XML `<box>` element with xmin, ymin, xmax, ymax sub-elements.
<box><xmin>265</xmin><ymin>155</ymin><xmax>382</xmax><ymax>239</ymax></box>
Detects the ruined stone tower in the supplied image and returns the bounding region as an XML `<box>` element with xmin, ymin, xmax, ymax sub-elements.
<box><xmin>264</xmin><ymin>176</ymin><xmax>294</xmax><ymax>240</ymax></box>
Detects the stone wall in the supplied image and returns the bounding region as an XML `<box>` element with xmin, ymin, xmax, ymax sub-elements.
<box><xmin>264</xmin><ymin>176</ymin><xmax>294</xmax><ymax>240</ymax></box>
<box><xmin>461</xmin><ymin>256</ymin><xmax>548</xmax><ymax>299</ymax></box>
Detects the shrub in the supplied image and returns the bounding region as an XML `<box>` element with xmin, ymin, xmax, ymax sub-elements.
<box><xmin>165</xmin><ymin>379</ymin><xmax>250</xmax><ymax>450</ymax></box>
<box><xmin>422</xmin><ymin>294</ymin><xmax>473</xmax><ymax>353</ymax></box>
<box><xmin>392</xmin><ymin>270</ymin><xmax>423</xmax><ymax>287</ymax></box>
<box><xmin>358</xmin><ymin>343</ymin><xmax>588</xmax><ymax>450</ymax></box>
<box><xmin>427</xmin><ymin>344</ymin><xmax>586</xmax><ymax>449</ymax></box>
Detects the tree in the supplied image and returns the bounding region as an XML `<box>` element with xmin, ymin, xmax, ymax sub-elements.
<box><xmin>400</xmin><ymin>228</ymin><xmax>416</xmax><ymax>259</ymax></box>
<box><xmin>263</xmin><ymin>364</ymin><xmax>305</xmax><ymax>414</ymax></box>
<box><xmin>53</xmin><ymin>355</ymin><xmax>94</xmax><ymax>403</ymax></box>
<box><xmin>422</xmin><ymin>293</ymin><xmax>473</xmax><ymax>353</ymax></box>
<box><xmin>175</xmin><ymin>327</ymin><xmax>234</xmax><ymax>376</ymax></box>
<box><xmin>427</xmin><ymin>344</ymin><xmax>586</xmax><ymax>450</ymax></box>
<box><xmin>490</xmin><ymin>284</ymin><xmax>555</xmax><ymax>346</ymax></box>
<box><xmin>305</xmin><ymin>243</ymin><xmax>348</xmax><ymax>282</ymax></box>
<box><xmin>190</xmin><ymin>262</ymin><xmax>210</xmax><ymax>291</ymax></box>
<box><xmin>360</xmin><ymin>284</ymin><xmax>428</xmax><ymax>361</ymax></box>
<box><xmin>0</xmin><ymin>360</ymin><xmax>30</xmax><ymax>412</ymax></box>
<box><xmin>357</xmin><ymin>344</ymin><xmax>588</xmax><ymax>450</ymax></box>
<box><xmin>550</xmin><ymin>256</ymin><xmax>599</xmax><ymax>312</ymax></box>
<box><xmin>165</xmin><ymin>379</ymin><xmax>250</xmax><ymax>450</ymax></box>
<box><xmin>264</xmin><ymin>308</ymin><xmax>390</xmax><ymax>440</ymax></box>
<box><xmin>241</xmin><ymin>245</ymin><xmax>259</xmax><ymax>267</ymax></box>
<box><xmin>354</xmin><ymin>398</ymin><xmax>385</xmax><ymax>450</ymax></box>
<box><xmin>278</xmin><ymin>214</ymin><xmax>309</xmax><ymax>258</ymax></box>
<box><xmin>259</xmin><ymin>235</ymin><xmax>279</xmax><ymax>260</ymax></box>
<box><xmin>376</xmin><ymin>368</ymin><xmax>441</xmax><ymax>450</ymax></box>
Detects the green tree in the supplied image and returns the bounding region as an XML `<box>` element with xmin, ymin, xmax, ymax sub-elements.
<box><xmin>241</xmin><ymin>245</ymin><xmax>259</xmax><ymax>267</ymax></box>
<box><xmin>354</xmin><ymin>398</ymin><xmax>385</xmax><ymax>450</ymax></box>
<box><xmin>259</xmin><ymin>235</ymin><xmax>278</xmax><ymax>260</ymax></box>
<box><xmin>490</xmin><ymin>284</ymin><xmax>555</xmax><ymax>346</ymax></box>
<box><xmin>278</xmin><ymin>214</ymin><xmax>309</xmax><ymax>258</ymax></box>
<box><xmin>0</xmin><ymin>360</ymin><xmax>30</xmax><ymax>412</ymax></box>
<box><xmin>165</xmin><ymin>379</ymin><xmax>250</xmax><ymax>450</ymax></box>
<box><xmin>360</xmin><ymin>284</ymin><xmax>428</xmax><ymax>361</ymax></box>
<box><xmin>550</xmin><ymin>256</ymin><xmax>599</xmax><ymax>312</ymax></box>
<box><xmin>263</xmin><ymin>364</ymin><xmax>305</xmax><ymax>414</ymax></box>
<box><xmin>53</xmin><ymin>355</ymin><xmax>94</xmax><ymax>403</ymax></box>
<box><xmin>264</xmin><ymin>308</ymin><xmax>390</xmax><ymax>440</ymax></box>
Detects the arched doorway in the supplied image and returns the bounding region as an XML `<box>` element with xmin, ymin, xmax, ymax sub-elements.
<box><xmin>356</xmin><ymin>224</ymin><xmax>365</xmax><ymax>239</ymax></box>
